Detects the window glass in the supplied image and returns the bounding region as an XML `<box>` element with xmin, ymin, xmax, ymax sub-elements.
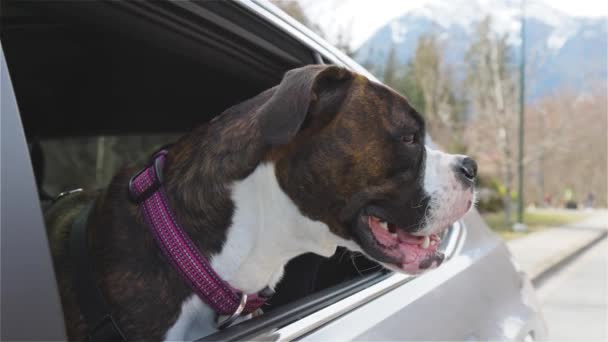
<box><xmin>35</xmin><ymin>135</ymin><xmax>179</xmax><ymax>196</ymax></box>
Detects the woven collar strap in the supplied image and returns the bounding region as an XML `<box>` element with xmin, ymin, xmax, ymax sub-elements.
<box><xmin>128</xmin><ymin>150</ymin><xmax>270</xmax><ymax>316</ymax></box>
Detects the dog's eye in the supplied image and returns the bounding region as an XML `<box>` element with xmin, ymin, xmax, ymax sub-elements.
<box><xmin>402</xmin><ymin>134</ymin><xmax>415</xmax><ymax>144</ymax></box>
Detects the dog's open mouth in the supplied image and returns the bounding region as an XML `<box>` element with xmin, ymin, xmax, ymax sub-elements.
<box><xmin>363</xmin><ymin>215</ymin><xmax>445</xmax><ymax>274</ymax></box>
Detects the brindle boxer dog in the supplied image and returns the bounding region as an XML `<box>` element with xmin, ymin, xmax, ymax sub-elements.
<box><xmin>45</xmin><ymin>65</ymin><xmax>477</xmax><ymax>340</ymax></box>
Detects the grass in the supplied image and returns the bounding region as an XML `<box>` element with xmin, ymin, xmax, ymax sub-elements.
<box><xmin>482</xmin><ymin>209</ymin><xmax>589</xmax><ymax>240</ymax></box>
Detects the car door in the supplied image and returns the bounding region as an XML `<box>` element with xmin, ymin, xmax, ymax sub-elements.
<box><xmin>277</xmin><ymin>214</ymin><xmax>542</xmax><ymax>341</ymax></box>
<box><xmin>0</xmin><ymin>44</ymin><xmax>68</xmax><ymax>341</ymax></box>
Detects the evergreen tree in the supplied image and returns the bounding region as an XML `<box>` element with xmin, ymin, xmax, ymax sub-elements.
<box><xmin>382</xmin><ymin>46</ymin><xmax>398</xmax><ymax>87</ymax></box>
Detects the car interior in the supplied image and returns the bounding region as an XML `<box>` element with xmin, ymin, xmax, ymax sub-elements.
<box><xmin>1</xmin><ymin>0</ymin><xmax>387</xmax><ymax>338</ymax></box>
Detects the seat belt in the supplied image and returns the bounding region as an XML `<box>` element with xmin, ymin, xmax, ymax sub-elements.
<box><xmin>70</xmin><ymin>201</ymin><xmax>127</xmax><ymax>341</ymax></box>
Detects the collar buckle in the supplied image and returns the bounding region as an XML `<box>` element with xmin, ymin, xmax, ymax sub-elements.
<box><xmin>128</xmin><ymin>150</ymin><xmax>168</xmax><ymax>203</ymax></box>
<box><xmin>216</xmin><ymin>293</ymin><xmax>248</xmax><ymax>330</ymax></box>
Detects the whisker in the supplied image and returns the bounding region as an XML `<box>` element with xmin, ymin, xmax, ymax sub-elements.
<box><xmin>350</xmin><ymin>253</ymin><xmax>363</xmax><ymax>275</ymax></box>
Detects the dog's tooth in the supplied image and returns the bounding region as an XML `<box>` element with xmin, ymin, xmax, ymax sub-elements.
<box><xmin>379</xmin><ymin>221</ymin><xmax>388</xmax><ymax>230</ymax></box>
<box><xmin>421</xmin><ymin>236</ymin><xmax>430</xmax><ymax>249</ymax></box>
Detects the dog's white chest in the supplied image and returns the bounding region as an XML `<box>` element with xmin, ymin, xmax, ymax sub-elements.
<box><xmin>165</xmin><ymin>163</ymin><xmax>348</xmax><ymax>340</ymax></box>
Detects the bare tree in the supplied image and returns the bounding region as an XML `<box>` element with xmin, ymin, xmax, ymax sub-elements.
<box><xmin>270</xmin><ymin>0</ymin><xmax>324</xmax><ymax>37</ymax></box>
<box><xmin>525</xmin><ymin>88</ymin><xmax>607</xmax><ymax>207</ymax></box>
<box><xmin>334</xmin><ymin>22</ymin><xmax>355</xmax><ymax>57</ymax></box>
<box><xmin>465</xmin><ymin>16</ymin><xmax>519</xmax><ymax>225</ymax></box>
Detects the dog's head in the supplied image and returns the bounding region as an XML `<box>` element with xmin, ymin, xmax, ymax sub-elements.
<box><xmin>259</xmin><ymin>65</ymin><xmax>476</xmax><ymax>274</ymax></box>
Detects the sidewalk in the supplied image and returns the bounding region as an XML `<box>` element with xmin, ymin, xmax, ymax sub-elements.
<box><xmin>506</xmin><ymin>210</ymin><xmax>608</xmax><ymax>284</ymax></box>
<box><xmin>536</xmin><ymin>239</ymin><xmax>607</xmax><ymax>341</ymax></box>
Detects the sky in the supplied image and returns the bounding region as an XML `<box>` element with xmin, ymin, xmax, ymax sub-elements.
<box><xmin>300</xmin><ymin>0</ymin><xmax>608</xmax><ymax>48</ymax></box>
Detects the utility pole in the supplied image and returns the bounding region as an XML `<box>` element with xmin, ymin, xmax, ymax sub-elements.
<box><xmin>516</xmin><ymin>0</ymin><xmax>526</xmax><ymax>229</ymax></box>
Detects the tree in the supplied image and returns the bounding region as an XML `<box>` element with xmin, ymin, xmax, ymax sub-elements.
<box><xmin>395</xmin><ymin>61</ymin><xmax>425</xmax><ymax>114</ymax></box>
<box><xmin>376</xmin><ymin>35</ymin><xmax>464</xmax><ymax>152</ymax></box>
<box><xmin>270</xmin><ymin>0</ymin><xmax>357</xmax><ymax>57</ymax></box>
<box><xmin>464</xmin><ymin>16</ymin><xmax>519</xmax><ymax>225</ymax></box>
<box><xmin>270</xmin><ymin>0</ymin><xmax>324</xmax><ymax>38</ymax></box>
<box><xmin>524</xmin><ymin>88</ymin><xmax>607</xmax><ymax>207</ymax></box>
<box><xmin>376</xmin><ymin>47</ymin><xmax>426</xmax><ymax>117</ymax></box>
<box><xmin>411</xmin><ymin>33</ymin><xmax>466</xmax><ymax>152</ymax></box>
<box><xmin>334</xmin><ymin>23</ymin><xmax>355</xmax><ymax>57</ymax></box>
<box><xmin>382</xmin><ymin>45</ymin><xmax>398</xmax><ymax>86</ymax></box>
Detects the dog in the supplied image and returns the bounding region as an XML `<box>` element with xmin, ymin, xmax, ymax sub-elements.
<box><xmin>45</xmin><ymin>65</ymin><xmax>477</xmax><ymax>341</ymax></box>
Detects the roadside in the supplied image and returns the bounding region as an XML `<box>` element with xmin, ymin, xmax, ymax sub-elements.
<box><xmin>536</xmin><ymin>239</ymin><xmax>607</xmax><ymax>341</ymax></box>
<box><xmin>502</xmin><ymin>210</ymin><xmax>607</xmax><ymax>340</ymax></box>
<box><xmin>505</xmin><ymin>210</ymin><xmax>608</xmax><ymax>282</ymax></box>
<box><xmin>484</xmin><ymin>208</ymin><xmax>590</xmax><ymax>240</ymax></box>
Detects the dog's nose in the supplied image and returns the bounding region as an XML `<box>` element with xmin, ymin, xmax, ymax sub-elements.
<box><xmin>458</xmin><ymin>157</ymin><xmax>477</xmax><ymax>181</ymax></box>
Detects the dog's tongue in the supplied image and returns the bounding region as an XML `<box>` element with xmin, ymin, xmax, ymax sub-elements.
<box><xmin>368</xmin><ymin>217</ymin><xmax>430</xmax><ymax>246</ymax></box>
<box><xmin>368</xmin><ymin>216</ymin><xmax>444</xmax><ymax>273</ymax></box>
<box><xmin>398</xmin><ymin>243</ymin><xmax>427</xmax><ymax>264</ymax></box>
<box><xmin>368</xmin><ymin>217</ymin><xmax>399</xmax><ymax>247</ymax></box>
<box><xmin>396</xmin><ymin>230</ymin><xmax>424</xmax><ymax>244</ymax></box>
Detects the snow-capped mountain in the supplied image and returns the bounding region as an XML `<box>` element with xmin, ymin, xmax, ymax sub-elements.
<box><xmin>353</xmin><ymin>0</ymin><xmax>607</xmax><ymax>100</ymax></box>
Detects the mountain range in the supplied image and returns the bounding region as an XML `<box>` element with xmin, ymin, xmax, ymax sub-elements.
<box><xmin>352</xmin><ymin>0</ymin><xmax>607</xmax><ymax>101</ymax></box>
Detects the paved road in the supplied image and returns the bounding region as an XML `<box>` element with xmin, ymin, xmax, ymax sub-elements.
<box><xmin>507</xmin><ymin>210</ymin><xmax>608</xmax><ymax>282</ymax></box>
<box><xmin>536</xmin><ymin>238</ymin><xmax>607</xmax><ymax>341</ymax></box>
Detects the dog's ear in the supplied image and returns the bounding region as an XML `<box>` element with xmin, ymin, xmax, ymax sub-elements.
<box><xmin>258</xmin><ymin>65</ymin><xmax>352</xmax><ymax>145</ymax></box>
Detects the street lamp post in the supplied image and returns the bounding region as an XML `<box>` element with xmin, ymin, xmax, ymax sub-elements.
<box><xmin>515</xmin><ymin>0</ymin><xmax>526</xmax><ymax>231</ymax></box>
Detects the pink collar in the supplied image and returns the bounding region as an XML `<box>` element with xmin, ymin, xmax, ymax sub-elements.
<box><xmin>128</xmin><ymin>149</ymin><xmax>270</xmax><ymax>322</ymax></box>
